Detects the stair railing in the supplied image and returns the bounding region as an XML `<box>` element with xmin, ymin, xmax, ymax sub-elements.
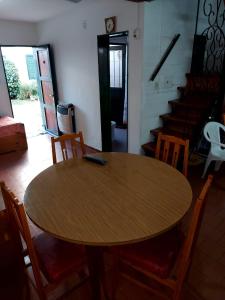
<box><xmin>149</xmin><ymin>34</ymin><xmax>180</xmax><ymax>81</ymax></box>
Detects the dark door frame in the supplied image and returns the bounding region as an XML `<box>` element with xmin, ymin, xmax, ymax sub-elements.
<box><xmin>97</xmin><ymin>31</ymin><xmax>129</xmax><ymax>152</ymax></box>
<box><xmin>97</xmin><ymin>34</ymin><xmax>111</xmax><ymax>151</ymax></box>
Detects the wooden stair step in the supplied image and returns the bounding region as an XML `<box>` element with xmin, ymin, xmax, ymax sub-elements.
<box><xmin>166</xmin><ymin>125</ymin><xmax>199</xmax><ymax>139</ymax></box>
<box><xmin>142</xmin><ymin>74</ymin><xmax>219</xmax><ymax>157</ymax></box>
<box><xmin>180</xmin><ymin>97</ymin><xmax>214</xmax><ymax>106</ymax></box>
<box><xmin>168</xmin><ymin>99</ymin><xmax>209</xmax><ymax>110</ymax></box>
<box><xmin>142</xmin><ymin>130</ymin><xmax>196</xmax><ymax>157</ymax></box>
<box><xmin>168</xmin><ymin>102</ymin><xmax>206</xmax><ymax>122</ymax></box>
<box><xmin>160</xmin><ymin>114</ymin><xmax>199</xmax><ymax>126</ymax></box>
<box><xmin>176</xmin><ymin>87</ymin><xmax>216</xmax><ymax>104</ymax></box>
<box><xmin>150</xmin><ymin>127</ymin><xmax>191</xmax><ymax>140</ymax></box>
<box><xmin>141</xmin><ymin>142</ymin><xmax>156</xmax><ymax>156</ymax></box>
<box><xmin>177</xmin><ymin>85</ymin><xmax>219</xmax><ymax>96</ymax></box>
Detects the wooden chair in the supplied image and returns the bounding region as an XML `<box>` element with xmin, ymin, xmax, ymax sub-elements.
<box><xmin>110</xmin><ymin>175</ymin><xmax>213</xmax><ymax>300</ymax></box>
<box><xmin>0</xmin><ymin>207</ymin><xmax>29</xmax><ymax>299</ymax></box>
<box><xmin>0</xmin><ymin>182</ymin><xmax>88</xmax><ymax>300</ymax></box>
<box><xmin>51</xmin><ymin>131</ymin><xmax>86</xmax><ymax>164</ymax></box>
<box><xmin>155</xmin><ymin>133</ymin><xmax>189</xmax><ymax>177</ymax></box>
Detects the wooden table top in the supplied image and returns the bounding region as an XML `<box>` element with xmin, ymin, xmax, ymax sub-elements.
<box><xmin>24</xmin><ymin>153</ymin><xmax>192</xmax><ymax>246</ymax></box>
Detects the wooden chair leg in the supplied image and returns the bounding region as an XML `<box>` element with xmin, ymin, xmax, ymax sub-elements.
<box><xmin>111</xmin><ymin>255</ymin><xmax>120</xmax><ymax>300</ymax></box>
<box><xmin>173</xmin><ymin>265</ymin><xmax>188</xmax><ymax>300</ymax></box>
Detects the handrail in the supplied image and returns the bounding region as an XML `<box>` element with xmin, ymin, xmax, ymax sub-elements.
<box><xmin>149</xmin><ymin>34</ymin><xmax>181</xmax><ymax>81</ymax></box>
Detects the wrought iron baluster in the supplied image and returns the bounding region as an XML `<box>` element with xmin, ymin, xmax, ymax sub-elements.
<box><xmin>201</xmin><ymin>0</ymin><xmax>225</xmax><ymax>73</ymax></box>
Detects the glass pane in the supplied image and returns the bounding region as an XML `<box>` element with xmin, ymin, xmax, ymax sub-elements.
<box><xmin>110</xmin><ymin>48</ymin><xmax>122</xmax><ymax>88</ymax></box>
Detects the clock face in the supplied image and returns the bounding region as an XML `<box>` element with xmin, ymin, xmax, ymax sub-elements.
<box><xmin>105</xmin><ymin>17</ymin><xmax>116</xmax><ymax>33</ymax></box>
<box><xmin>107</xmin><ymin>19</ymin><xmax>114</xmax><ymax>32</ymax></box>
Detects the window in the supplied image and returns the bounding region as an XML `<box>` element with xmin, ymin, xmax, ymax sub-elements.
<box><xmin>110</xmin><ymin>46</ymin><xmax>122</xmax><ymax>88</ymax></box>
<box><xmin>26</xmin><ymin>55</ymin><xmax>37</xmax><ymax>80</ymax></box>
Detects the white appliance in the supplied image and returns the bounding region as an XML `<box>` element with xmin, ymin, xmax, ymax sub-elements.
<box><xmin>57</xmin><ymin>104</ymin><xmax>76</xmax><ymax>134</ymax></box>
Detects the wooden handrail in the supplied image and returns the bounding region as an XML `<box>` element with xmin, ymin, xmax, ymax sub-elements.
<box><xmin>149</xmin><ymin>34</ymin><xmax>181</xmax><ymax>81</ymax></box>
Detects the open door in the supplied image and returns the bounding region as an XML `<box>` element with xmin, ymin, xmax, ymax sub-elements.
<box><xmin>98</xmin><ymin>32</ymin><xmax>128</xmax><ymax>152</ymax></box>
<box><xmin>33</xmin><ymin>45</ymin><xmax>59</xmax><ymax>136</ymax></box>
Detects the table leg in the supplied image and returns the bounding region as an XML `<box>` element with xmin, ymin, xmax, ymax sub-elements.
<box><xmin>86</xmin><ymin>246</ymin><xmax>104</xmax><ymax>300</ymax></box>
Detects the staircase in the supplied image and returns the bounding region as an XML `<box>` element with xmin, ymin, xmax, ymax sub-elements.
<box><xmin>142</xmin><ymin>73</ymin><xmax>221</xmax><ymax>156</ymax></box>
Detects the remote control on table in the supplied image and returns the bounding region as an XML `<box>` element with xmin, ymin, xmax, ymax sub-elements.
<box><xmin>83</xmin><ymin>155</ymin><xmax>107</xmax><ymax>165</ymax></box>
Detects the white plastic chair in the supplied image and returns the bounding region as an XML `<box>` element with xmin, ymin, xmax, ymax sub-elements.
<box><xmin>202</xmin><ymin>121</ymin><xmax>225</xmax><ymax>178</ymax></box>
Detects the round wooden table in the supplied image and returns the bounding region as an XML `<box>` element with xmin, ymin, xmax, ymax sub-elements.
<box><xmin>24</xmin><ymin>153</ymin><xmax>192</xmax><ymax>299</ymax></box>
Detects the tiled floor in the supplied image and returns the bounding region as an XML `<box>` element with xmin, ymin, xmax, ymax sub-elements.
<box><xmin>112</xmin><ymin>128</ymin><xmax>128</xmax><ymax>152</ymax></box>
<box><xmin>0</xmin><ymin>135</ymin><xmax>225</xmax><ymax>299</ymax></box>
<box><xmin>12</xmin><ymin>99</ymin><xmax>44</xmax><ymax>138</ymax></box>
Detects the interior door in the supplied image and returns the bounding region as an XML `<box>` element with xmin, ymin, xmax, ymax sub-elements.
<box><xmin>33</xmin><ymin>45</ymin><xmax>59</xmax><ymax>136</ymax></box>
<box><xmin>97</xmin><ymin>34</ymin><xmax>112</xmax><ymax>151</ymax></box>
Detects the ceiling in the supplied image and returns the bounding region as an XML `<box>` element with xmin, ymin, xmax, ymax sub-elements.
<box><xmin>0</xmin><ymin>0</ymin><xmax>79</xmax><ymax>23</ymax></box>
<box><xmin>0</xmin><ymin>0</ymin><xmax>147</xmax><ymax>23</ymax></box>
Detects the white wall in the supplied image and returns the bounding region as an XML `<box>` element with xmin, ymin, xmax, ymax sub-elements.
<box><xmin>0</xmin><ymin>20</ymin><xmax>38</xmax><ymax>117</ymax></box>
<box><xmin>141</xmin><ymin>0</ymin><xmax>197</xmax><ymax>144</ymax></box>
<box><xmin>37</xmin><ymin>0</ymin><xmax>144</xmax><ymax>153</ymax></box>
<box><xmin>0</xmin><ymin>19</ymin><xmax>38</xmax><ymax>45</ymax></box>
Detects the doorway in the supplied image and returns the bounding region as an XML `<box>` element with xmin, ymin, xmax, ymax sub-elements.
<box><xmin>1</xmin><ymin>45</ymin><xmax>58</xmax><ymax>138</ymax></box>
<box><xmin>98</xmin><ymin>32</ymin><xmax>128</xmax><ymax>152</ymax></box>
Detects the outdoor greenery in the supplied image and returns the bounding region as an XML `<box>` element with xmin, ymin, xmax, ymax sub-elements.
<box><xmin>19</xmin><ymin>82</ymin><xmax>38</xmax><ymax>100</ymax></box>
<box><xmin>3</xmin><ymin>57</ymin><xmax>38</xmax><ymax>100</ymax></box>
<box><xmin>4</xmin><ymin>59</ymin><xmax>20</xmax><ymax>99</ymax></box>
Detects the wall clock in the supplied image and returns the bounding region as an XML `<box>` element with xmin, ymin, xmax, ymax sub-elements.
<box><xmin>105</xmin><ymin>16</ymin><xmax>116</xmax><ymax>33</ymax></box>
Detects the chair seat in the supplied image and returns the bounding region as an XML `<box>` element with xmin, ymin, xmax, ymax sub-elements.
<box><xmin>111</xmin><ymin>228</ymin><xmax>183</xmax><ymax>279</ymax></box>
<box><xmin>33</xmin><ymin>233</ymin><xmax>87</xmax><ymax>283</ymax></box>
<box><xmin>211</xmin><ymin>147</ymin><xmax>225</xmax><ymax>160</ymax></box>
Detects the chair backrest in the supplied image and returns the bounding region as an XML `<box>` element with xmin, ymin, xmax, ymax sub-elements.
<box><xmin>155</xmin><ymin>133</ymin><xmax>189</xmax><ymax>177</ymax></box>
<box><xmin>203</xmin><ymin>121</ymin><xmax>225</xmax><ymax>151</ymax></box>
<box><xmin>175</xmin><ymin>175</ymin><xmax>213</xmax><ymax>293</ymax></box>
<box><xmin>51</xmin><ymin>131</ymin><xmax>86</xmax><ymax>164</ymax></box>
<box><xmin>0</xmin><ymin>182</ymin><xmax>45</xmax><ymax>298</ymax></box>
<box><xmin>0</xmin><ymin>190</ymin><xmax>25</xmax><ymax>274</ymax></box>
